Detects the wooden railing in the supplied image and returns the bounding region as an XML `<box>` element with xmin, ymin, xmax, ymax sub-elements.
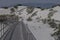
<box><xmin>0</xmin><ymin>20</ymin><xmax>19</xmax><ymax>40</ymax></box>
<box><xmin>0</xmin><ymin>14</ymin><xmax>19</xmax><ymax>40</ymax></box>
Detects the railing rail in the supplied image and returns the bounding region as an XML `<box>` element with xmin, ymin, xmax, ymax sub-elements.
<box><xmin>0</xmin><ymin>22</ymin><xmax>9</xmax><ymax>39</ymax></box>
<box><xmin>0</xmin><ymin>20</ymin><xmax>36</xmax><ymax>40</ymax></box>
<box><xmin>0</xmin><ymin>20</ymin><xmax>18</xmax><ymax>40</ymax></box>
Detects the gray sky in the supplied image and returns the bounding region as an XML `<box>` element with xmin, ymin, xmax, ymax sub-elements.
<box><xmin>0</xmin><ymin>0</ymin><xmax>60</xmax><ymax>3</ymax></box>
<box><xmin>0</xmin><ymin>0</ymin><xmax>60</xmax><ymax>7</ymax></box>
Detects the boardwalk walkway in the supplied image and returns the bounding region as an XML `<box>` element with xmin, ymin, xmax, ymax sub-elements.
<box><xmin>2</xmin><ymin>21</ymin><xmax>36</xmax><ymax>40</ymax></box>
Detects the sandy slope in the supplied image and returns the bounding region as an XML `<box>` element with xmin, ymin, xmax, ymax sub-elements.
<box><xmin>0</xmin><ymin>6</ymin><xmax>60</xmax><ymax>40</ymax></box>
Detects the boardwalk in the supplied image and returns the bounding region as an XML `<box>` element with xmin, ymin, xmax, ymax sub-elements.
<box><xmin>1</xmin><ymin>21</ymin><xmax>36</xmax><ymax>40</ymax></box>
<box><xmin>11</xmin><ymin>21</ymin><xmax>36</xmax><ymax>40</ymax></box>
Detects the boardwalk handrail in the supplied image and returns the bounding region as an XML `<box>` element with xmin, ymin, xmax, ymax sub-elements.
<box><xmin>0</xmin><ymin>20</ymin><xmax>19</xmax><ymax>40</ymax></box>
<box><xmin>0</xmin><ymin>14</ymin><xmax>19</xmax><ymax>40</ymax></box>
<box><xmin>0</xmin><ymin>21</ymin><xmax>10</xmax><ymax>40</ymax></box>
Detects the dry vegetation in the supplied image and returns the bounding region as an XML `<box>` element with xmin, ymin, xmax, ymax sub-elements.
<box><xmin>26</xmin><ymin>6</ymin><xmax>34</xmax><ymax>14</ymax></box>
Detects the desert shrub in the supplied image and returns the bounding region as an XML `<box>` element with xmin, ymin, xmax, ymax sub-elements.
<box><xmin>48</xmin><ymin>12</ymin><xmax>54</xmax><ymax>18</ymax></box>
<box><xmin>27</xmin><ymin>17</ymin><xmax>32</xmax><ymax>21</ymax></box>
<box><xmin>2</xmin><ymin>7</ymin><xmax>8</xmax><ymax>9</ymax></box>
<box><xmin>14</xmin><ymin>6</ymin><xmax>18</xmax><ymax>9</ymax></box>
<box><xmin>37</xmin><ymin>7</ymin><xmax>45</xmax><ymax>10</ymax></box>
<box><xmin>48</xmin><ymin>21</ymin><xmax>57</xmax><ymax>28</ymax></box>
<box><xmin>40</xmin><ymin>8</ymin><xmax>60</xmax><ymax>40</ymax></box>
<box><xmin>17</xmin><ymin>4</ymin><xmax>22</xmax><ymax>6</ymax></box>
<box><xmin>37</xmin><ymin>7</ymin><xmax>41</xmax><ymax>8</ymax></box>
<box><xmin>42</xmin><ymin>18</ymin><xmax>47</xmax><ymax>24</ymax></box>
<box><xmin>51</xmin><ymin>23</ymin><xmax>60</xmax><ymax>40</ymax></box>
<box><xmin>48</xmin><ymin>10</ymin><xmax>57</xmax><ymax>19</ymax></box>
<box><xmin>31</xmin><ymin>11</ymin><xmax>37</xmax><ymax>17</ymax></box>
<box><xmin>10</xmin><ymin>8</ymin><xmax>15</xmax><ymax>13</ymax></box>
<box><xmin>49</xmin><ymin>9</ymin><xmax>53</xmax><ymax>11</ymax></box>
<box><xmin>26</xmin><ymin>6</ymin><xmax>34</xmax><ymax>14</ymax></box>
<box><xmin>47</xmin><ymin>19</ymin><xmax>60</xmax><ymax>40</ymax></box>
<box><xmin>41</xmin><ymin>8</ymin><xmax>45</xmax><ymax>10</ymax></box>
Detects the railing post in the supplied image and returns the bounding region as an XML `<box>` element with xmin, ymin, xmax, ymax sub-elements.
<box><xmin>3</xmin><ymin>23</ymin><xmax>4</xmax><ymax>36</ymax></box>
<box><xmin>1</xmin><ymin>23</ymin><xmax>2</xmax><ymax>36</ymax></box>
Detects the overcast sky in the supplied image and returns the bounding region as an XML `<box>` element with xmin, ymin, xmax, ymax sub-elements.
<box><xmin>0</xmin><ymin>0</ymin><xmax>60</xmax><ymax>3</ymax></box>
<box><xmin>0</xmin><ymin>0</ymin><xmax>60</xmax><ymax>7</ymax></box>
